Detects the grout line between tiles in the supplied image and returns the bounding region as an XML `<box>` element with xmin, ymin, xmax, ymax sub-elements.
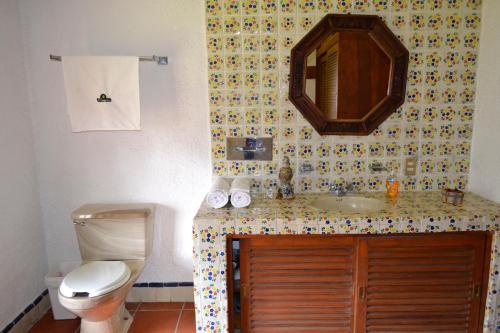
<box><xmin>173</xmin><ymin>302</ymin><xmax>186</xmax><ymax>333</ymax></box>
<box><xmin>134</xmin><ymin>302</ymin><xmax>141</xmax><ymax>316</ymax></box>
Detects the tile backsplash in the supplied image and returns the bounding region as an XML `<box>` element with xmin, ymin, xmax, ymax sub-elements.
<box><xmin>205</xmin><ymin>0</ymin><xmax>481</xmax><ymax>193</ymax></box>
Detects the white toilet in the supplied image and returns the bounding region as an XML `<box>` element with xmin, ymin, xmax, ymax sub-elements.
<box><xmin>58</xmin><ymin>204</ymin><xmax>154</xmax><ymax>333</ymax></box>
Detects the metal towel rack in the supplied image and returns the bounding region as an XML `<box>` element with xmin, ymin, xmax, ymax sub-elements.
<box><xmin>49</xmin><ymin>54</ymin><xmax>168</xmax><ymax>65</ymax></box>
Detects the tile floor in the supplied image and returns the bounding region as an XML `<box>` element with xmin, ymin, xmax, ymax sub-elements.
<box><xmin>28</xmin><ymin>302</ymin><xmax>195</xmax><ymax>333</ymax></box>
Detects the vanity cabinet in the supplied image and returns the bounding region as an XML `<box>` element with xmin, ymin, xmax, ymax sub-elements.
<box><xmin>229</xmin><ymin>232</ymin><xmax>492</xmax><ymax>333</ymax></box>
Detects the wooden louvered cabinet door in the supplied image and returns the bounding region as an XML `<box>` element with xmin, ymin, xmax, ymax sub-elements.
<box><xmin>239</xmin><ymin>236</ymin><xmax>357</xmax><ymax>333</ymax></box>
<box><xmin>355</xmin><ymin>232</ymin><xmax>492</xmax><ymax>333</ymax></box>
<box><xmin>234</xmin><ymin>232</ymin><xmax>491</xmax><ymax>333</ymax></box>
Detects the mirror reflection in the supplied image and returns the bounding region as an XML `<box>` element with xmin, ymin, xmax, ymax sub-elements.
<box><xmin>305</xmin><ymin>31</ymin><xmax>391</xmax><ymax>121</ymax></box>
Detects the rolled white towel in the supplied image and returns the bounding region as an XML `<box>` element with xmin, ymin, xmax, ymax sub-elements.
<box><xmin>206</xmin><ymin>178</ymin><xmax>230</xmax><ymax>209</ymax></box>
<box><xmin>230</xmin><ymin>178</ymin><xmax>251</xmax><ymax>208</ymax></box>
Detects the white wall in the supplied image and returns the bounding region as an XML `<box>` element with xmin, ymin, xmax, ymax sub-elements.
<box><xmin>18</xmin><ymin>0</ymin><xmax>211</xmax><ymax>282</ymax></box>
<box><xmin>470</xmin><ymin>0</ymin><xmax>500</xmax><ymax>202</ymax></box>
<box><xmin>0</xmin><ymin>0</ymin><xmax>48</xmax><ymax>328</ymax></box>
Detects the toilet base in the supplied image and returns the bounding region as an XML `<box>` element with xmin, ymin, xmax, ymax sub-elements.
<box><xmin>80</xmin><ymin>303</ymin><xmax>133</xmax><ymax>333</ymax></box>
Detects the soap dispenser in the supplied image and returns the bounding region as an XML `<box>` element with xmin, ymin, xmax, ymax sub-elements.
<box><xmin>386</xmin><ymin>173</ymin><xmax>399</xmax><ymax>199</ymax></box>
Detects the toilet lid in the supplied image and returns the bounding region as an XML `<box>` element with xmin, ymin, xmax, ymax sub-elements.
<box><xmin>59</xmin><ymin>261</ymin><xmax>131</xmax><ymax>298</ymax></box>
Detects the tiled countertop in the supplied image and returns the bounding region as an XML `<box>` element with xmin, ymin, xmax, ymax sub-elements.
<box><xmin>193</xmin><ymin>191</ymin><xmax>500</xmax><ymax>332</ymax></box>
<box><xmin>195</xmin><ymin>191</ymin><xmax>500</xmax><ymax>233</ymax></box>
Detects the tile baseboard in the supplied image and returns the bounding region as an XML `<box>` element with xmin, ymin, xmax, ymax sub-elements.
<box><xmin>132</xmin><ymin>282</ymin><xmax>194</xmax><ymax>288</ymax></box>
<box><xmin>1</xmin><ymin>290</ymin><xmax>51</xmax><ymax>333</ymax></box>
<box><xmin>127</xmin><ymin>282</ymin><xmax>194</xmax><ymax>303</ymax></box>
<box><xmin>1</xmin><ymin>282</ymin><xmax>194</xmax><ymax>333</ymax></box>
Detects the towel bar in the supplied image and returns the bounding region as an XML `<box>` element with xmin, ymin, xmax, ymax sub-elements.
<box><xmin>49</xmin><ymin>54</ymin><xmax>168</xmax><ymax>65</ymax></box>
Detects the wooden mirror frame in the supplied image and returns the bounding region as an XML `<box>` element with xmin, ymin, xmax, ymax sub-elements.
<box><xmin>289</xmin><ymin>14</ymin><xmax>409</xmax><ymax>135</ymax></box>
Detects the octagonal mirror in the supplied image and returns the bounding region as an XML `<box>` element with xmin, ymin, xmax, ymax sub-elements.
<box><xmin>289</xmin><ymin>14</ymin><xmax>409</xmax><ymax>135</ymax></box>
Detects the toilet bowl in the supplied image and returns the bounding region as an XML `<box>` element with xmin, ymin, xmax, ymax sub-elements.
<box><xmin>58</xmin><ymin>204</ymin><xmax>154</xmax><ymax>333</ymax></box>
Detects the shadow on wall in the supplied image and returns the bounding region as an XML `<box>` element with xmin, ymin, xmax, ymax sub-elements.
<box><xmin>140</xmin><ymin>204</ymin><xmax>194</xmax><ymax>282</ymax></box>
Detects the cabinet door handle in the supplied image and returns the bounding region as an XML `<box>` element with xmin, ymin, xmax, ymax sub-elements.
<box><xmin>473</xmin><ymin>284</ymin><xmax>481</xmax><ymax>297</ymax></box>
<box><xmin>359</xmin><ymin>286</ymin><xmax>366</xmax><ymax>300</ymax></box>
<box><xmin>241</xmin><ymin>285</ymin><xmax>249</xmax><ymax>299</ymax></box>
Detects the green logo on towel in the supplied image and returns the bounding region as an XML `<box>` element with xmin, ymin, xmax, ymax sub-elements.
<box><xmin>97</xmin><ymin>93</ymin><xmax>112</xmax><ymax>103</ymax></box>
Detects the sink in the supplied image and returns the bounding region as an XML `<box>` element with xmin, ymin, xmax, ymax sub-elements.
<box><xmin>310</xmin><ymin>196</ymin><xmax>388</xmax><ymax>214</ymax></box>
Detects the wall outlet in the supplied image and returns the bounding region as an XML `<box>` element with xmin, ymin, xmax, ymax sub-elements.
<box><xmin>404</xmin><ymin>157</ymin><xmax>417</xmax><ymax>176</ymax></box>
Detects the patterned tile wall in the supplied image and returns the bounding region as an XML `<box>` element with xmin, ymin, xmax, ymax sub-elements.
<box><xmin>205</xmin><ymin>0</ymin><xmax>482</xmax><ymax>193</ymax></box>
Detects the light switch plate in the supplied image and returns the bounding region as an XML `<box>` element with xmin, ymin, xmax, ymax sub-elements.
<box><xmin>226</xmin><ymin>137</ymin><xmax>273</xmax><ymax>161</ymax></box>
<box><xmin>405</xmin><ymin>157</ymin><xmax>417</xmax><ymax>176</ymax></box>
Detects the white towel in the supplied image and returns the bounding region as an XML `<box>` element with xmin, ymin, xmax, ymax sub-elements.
<box><xmin>206</xmin><ymin>178</ymin><xmax>230</xmax><ymax>209</ymax></box>
<box><xmin>230</xmin><ymin>178</ymin><xmax>251</xmax><ymax>208</ymax></box>
<box><xmin>61</xmin><ymin>56</ymin><xmax>140</xmax><ymax>132</ymax></box>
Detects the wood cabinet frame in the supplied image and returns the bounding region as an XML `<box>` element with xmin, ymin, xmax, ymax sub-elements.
<box><xmin>289</xmin><ymin>14</ymin><xmax>409</xmax><ymax>135</ymax></box>
<box><xmin>227</xmin><ymin>232</ymin><xmax>492</xmax><ymax>333</ymax></box>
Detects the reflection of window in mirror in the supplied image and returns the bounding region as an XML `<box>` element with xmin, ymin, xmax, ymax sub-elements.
<box><xmin>317</xmin><ymin>33</ymin><xmax>339</xmax><ymax>120</ymax></box>
<box><xmin>306</xmin><ymin>33</ymin><xmax>339</xmax><ymax>121</ymax></box>
<box><xmin>304</xmin><ymin>32</ymin><xmax>391</xmax><ymax>121</ymax></box>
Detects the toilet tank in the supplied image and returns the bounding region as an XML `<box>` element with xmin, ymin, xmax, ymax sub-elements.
<box><xmin>71</xmin><ymin>204</ymin><xmax>154</xmax><ymax>260</ymax></box>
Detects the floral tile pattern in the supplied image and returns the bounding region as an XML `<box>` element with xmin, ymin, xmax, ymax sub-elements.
<box><xmin>193</xmin><ymin>191</ymin><xmax>500</xmax><ymax>332</ymax></box>
<box><xmin>205</xmin><ymin>0</ymin><xmax>482</xmax><ymax>194</ymax></box>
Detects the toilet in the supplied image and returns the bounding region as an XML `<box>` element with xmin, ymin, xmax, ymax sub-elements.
<box><xmin>58</xmin><ymin>204</ymin><xmax>154</xmax><ymax>333</ymax></box>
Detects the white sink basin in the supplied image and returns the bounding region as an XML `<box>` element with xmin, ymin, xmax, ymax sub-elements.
<box><xmin>310</xmin><ymin>196</ymin><xmax>388</xmax><ymax>214</ymax></box>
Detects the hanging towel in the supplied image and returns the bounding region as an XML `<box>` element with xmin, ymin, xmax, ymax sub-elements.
<box><xmin>61</xmin><ymin>56</ymin><xmax>140</xmax><ymax>132</ymax></box>
<box><xmin>206</xmin><ymin>178</ymin><xmax>231</xmax><ymax>209</ymax></box>
<box><xmin>230</xmin><ymin>178</ymin><xmax>251</xmax><ymax>208</ymax></box>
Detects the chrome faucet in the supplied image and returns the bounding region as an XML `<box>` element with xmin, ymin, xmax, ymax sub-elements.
<box><xmin>329</xmin><ymin>182</ymin><xmax>354</xmax><ymax>197</ymax></box>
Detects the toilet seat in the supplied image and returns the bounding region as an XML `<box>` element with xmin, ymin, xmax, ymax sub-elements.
<box><xmin>60</xmin><ymin>261</ymin><xmax>131</xmax><ymax>298</ymax></box>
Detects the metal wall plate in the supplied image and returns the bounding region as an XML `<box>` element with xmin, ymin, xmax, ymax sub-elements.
<box><xmin>226</xmin><ymin>137</ymin><xmax>273</xmax><ymax>161</ymax></box>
